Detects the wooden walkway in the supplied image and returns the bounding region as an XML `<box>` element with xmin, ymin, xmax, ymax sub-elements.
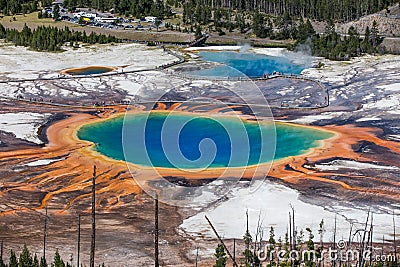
<box><xmin>188</xmin><ymin>34</ymin><xmax>209</xmax><ymax>47</ymax></box>
<box><xmin>0</xmin><ymin>41</ymin><xmax>329</xmax><ymax>110</ymax></box>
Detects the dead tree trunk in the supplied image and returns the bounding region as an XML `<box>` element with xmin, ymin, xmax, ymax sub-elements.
<box><xmin>359</xmin><ymin>210</ymin><xmax>370</xmax><ymax>267</ymax></box>
<box><xmin>347</xmin><ymin>222</ymin><xmax>353</xmax><ymax>267</ymax></box>
<box><xmin>233</xmin><ymin>238</ymin><xmax>236</xmax><ymax>264</ymax></box>
<box><xmin>394</xmin><ymin>210</ymin><xmax>397</xmax><ymax>265</ymax></box>
<box><xmin>43</xmin><ymin>205</ymin><xmax>48</xmax><ymax>262</ymax></box>
<box><xmin>195</xmin><ymin>246</ymin><xmax>198</xmax><ymax>267</ymax></box>
<box><xmin>77</xmin><ymin>214</ymin><xmax>81</xmax><ymax>267</ymax></box>
<box><xmin>1</xmin><ymin>240</ymin><xmax>3</xmax><ymax>266</ymax></box>
<box><xmin>205</xmin><ymin>216</ymin><xmax>238</xmax><ymax>267</ymax></box>
<box><xmin>289</xmin><ymin>212</ymin><xmax>292</xmax><ymax>250</ymax></box>
<box><xmin>292</xmin><ymin>206</ymin><xmax>296</xmax><ymax>250</ymax></box>
<box><xmin>90</xmin><ymin>165</ymin><xmax>96</xmax><ymax>267</ymax></box>
<box><xmin>333</xmin><ymin>215</ymin><xmax>337</xmax><ymax>267</ymax></box>
<box><xmin>155</xmin><ymin>193</ymin><xmax>159</xmax><ymax>267</ymax></box>
<box><xmin>246</xmin><ymin>209</ymin><xmax>249</xmax><ymax>265</ymax></box>
<box><xmin>369</xmin><ymin>214</ymin><xmax>374</xmax><ymax>267</ymax></box>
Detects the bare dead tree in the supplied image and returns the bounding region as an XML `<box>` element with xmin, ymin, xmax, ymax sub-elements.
<box><xmin>292</xmin><ymin>207</ymin><xmax>296</xmax><ymax>250</ymax></box>
<box><xmin>1</xmin><ymin>240</ymin><xmax>3</xmax><ymax>266</ymax></box>
<box><xmin>246</xmin><ymin>209</ymin><xmax>250</xmax><ymax>265</ymax></box>
<box><xmin>318</xmin><ymin>219</ymin><xmax>325</xmax><ymax>267</ymax></box>
<box><xmin>253</xmin><ymin>211</ymin><xmax>264</xmax><ymax>264</ymax></box>
<box><xmin>393</xmin><ymin>210</ymin><xmax>397</xmax><ymax>265</ymax></box>
<box><xmin>348</xmin><ymin>221</ymin><xmax>353</xmax><ymax>248</ymax></box>
<box><xmin>287</xmin><ymin>204</ymin><xmax>296</xmax><ymax>267</ymax></box>
<box><xmin>195</xmin><ymin>246</ymin><xmax>199</xmax><ymax>267</ymax></box>
<box><xmin>277</xmin><ymin>235</ymin><xmax>280</xmax><ymax>267</ymax></box>
<box><xmin>77</xmin><ymin>214</ymin><xmax>81</xmax><ymax>267</ymax></box>
<box><xmin>333</xmin><ymin>214</ymin><xmax>337</xmax><ymax>267</ymax></box>
<box><xmin>43</xmin><ymin>205</ymin><xmax>48</xmax><ymax>262</ymax></box>
<box><xmin>359</xmin><ymin>210</ymin><xmax>371</xmax><ymax>267</ymax></box>
<box><xmin>346</xmin><ymin>221</ymin><xmax>353</xmax><ymax>267</ymax></box>
<box><xmin>369</xmin><ymin>213</ymin><xmax>374</xmax><ymax>267</ymax></box>
<box><xmin>155</xmin><ymin>193</ymin><xmax>159</xmax><ymax>267</ymax></box>
<box><xmin>90</xmin><ymin>165</ymin><xmax>96</xmax><ymax>267</ymax></box>
<box><xmin>365</xmin><ymin>221</ymin><xmax>372</xmax><ymax>267</ymax></box>
<box><xmin>289</xmin><ymin>212</ymin><xmax>292</xmax><ymax>250</ymax></box>
<box><xmin>205</xmin><ymin>215</ymin><xmax>238</xmax><ymax>267</ymax></box>
<box><xmin>233</xmin><ymin>239</ymin><xmax>236</xmax><ymax>264</ymax></box>
<box><xmin>289</xmin><ymin>204</ymin><xmax>296</xmax><ymax>250</ymax></box>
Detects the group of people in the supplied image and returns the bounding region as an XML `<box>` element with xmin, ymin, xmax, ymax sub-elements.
<box><xmin>262</xmin><ymin>71</ymin><xmax>282</xmax><ymax>79</ymax></box>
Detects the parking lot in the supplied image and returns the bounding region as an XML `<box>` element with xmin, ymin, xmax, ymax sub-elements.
<box><xmin>43</xmin><ymin>5</ymin><xmax>164</xmax><ymax>32</ymax></box>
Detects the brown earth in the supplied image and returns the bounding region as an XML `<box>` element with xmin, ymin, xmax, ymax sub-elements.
<box><xmin>1</xmin><ymin>99</ymin><xmax>400</xmax><ymax>265</ymax></box>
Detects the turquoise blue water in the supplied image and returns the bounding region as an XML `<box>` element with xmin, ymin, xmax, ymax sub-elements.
<box><xmin>78</xmin><ymin>112</ymin><xmax>333</xmax><ymax>169</ymax></box>
<box><xmin>190</xmin><ymin>51</ymin><xmax>306</xmax><ymax>78</ymax></box>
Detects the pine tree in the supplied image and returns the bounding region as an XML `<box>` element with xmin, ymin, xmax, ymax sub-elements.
<box><xmin>362</xmin><ymin>26</ymin><xmax>373</xmax><ymax>53</ymax></box>
<box><xmin>52</xmin><ymin>250</ymin><xmax>65</xmax><ymax>267</ymax></box>
<box><xmin>268</xmin><ymin>227</ymin><xmax>276</xmax><ymax>265</ymax></box>
<box><xmin>20</xmin><ymin>244</ymin><xmax>33</xmax><ymax>267</ymax></box>
<box><xmin>195</xmin><ymin>25</ymin><xmax>202</xmax><ymax>39</ymax></box>
<box><xmin>371</xmin><ymin>20</ymin><xmax>379</xmax><ymax>47</ymax></box>
<box><xmin>325</xmin><ymin>19</ymin><xmax>335</xmax><ymax>36</ymax></box>
<box><xmin>9</xmin><ymin>250</ymin><xmax>18</xmax><ymax>267</ymax></box>
<box><xmin>315</xmin><ymin>220</ymin><xmax>325</xmax><ymax>263</ymax></box>
<box><xmin>347</xmin><ymin>26</ymin><xmax>360</xmax><ymax>56</ymax></box>
<box><xmin>213</xmin><ymin>244</ymin><xmax>227</xmax><ymax>267</ymax></box>
<box><xmin>0</xmin><ymin>23</ymin><xmax>119</xmax><ymax>52</ymax></box>
<box><xmin>40</xmin><ymin>256</ymin><xmax>48</xmax><ymax>267</ymax></box>
<box><xmin>304</xmin><ymin>228</ymin><xmax>315</xmax><ymax>267</ymax></box>
<box><xmin>53</xmin><ymin>4</ymin><xmax>60</xmax><ymax>21</ymax></box>
<box><xmin>154</xmin><ymin>19</ymin><xmax>162</xmax><ymax>32</ymax></box>
<box><xmin>242</xmin><ymin>229</ymin><xmax>253</xmax><ymax>266</ymax></box>
<box><xmin>252</xmin><ymin>11</ymin><xmax>267</xmax><ymax>38</ymax></box>
<box><xmin>365</xmin><ymin>26</ymin><xmax>371</xmax><ymax>44</ymax></box>
<box><xmin>296</xmin><ymin>19</ymin><xmax>316</xmax><ymax>43</ymax></box>
<box><xmin>33</xmin><ymin>254</ymin><xmax>40</xmax><ymax>267</ymax></box>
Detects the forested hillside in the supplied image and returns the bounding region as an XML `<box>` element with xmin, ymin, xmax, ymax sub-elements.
<box><xmin>2</xmin><ymin>0</ymin><xmax>398</xmax><ymax>22</ymax></box>
<box><xmin>0</xmin><ymin>23</ymin><xmax>119</xmax><ymax>51</ymax></box>
<box><xmin>177</xmin><ymin>0</ymin><xmax>399</xmax><ymax>21</ymax></box>
<box><xmin>0</xmin><ymin>0</ymin><xmax>396</xmax><ymax>58</ymax></box>
<box><xmin>0</xmin><ymin>0</ymin><xmax>39</xmax><ymax>15</ymax></box>
<box><xmin>61</xmin><ymin>0</ymin><xmax>399</xmax><ymax>22</ymax></box>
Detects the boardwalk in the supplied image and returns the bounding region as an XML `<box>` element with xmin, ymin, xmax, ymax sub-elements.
<box><xmin>188</xmin><ymin>34</ymin><xmax>209</xmax><ymax>47</ymax></box>
<box><xmin>0</xmin><ymin>44</ymin><xmax>329</xmax><ymax>110</ymax></box>
<box><xmin>0</xmin><ymin>48</ymin><xmax>184</xmax><ymax>84</ymax></box>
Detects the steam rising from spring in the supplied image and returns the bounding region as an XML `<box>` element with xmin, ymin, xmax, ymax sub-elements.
<box><xmin>122</xmin><ymin>63</ymin><xmax>276</xmax><ymax>207</ymax></box>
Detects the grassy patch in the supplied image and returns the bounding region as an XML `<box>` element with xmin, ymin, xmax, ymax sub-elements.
<box><xmin>0</xmin><ymin>12</ymin><xmax>193</xmax><ymax>43</ymax></box>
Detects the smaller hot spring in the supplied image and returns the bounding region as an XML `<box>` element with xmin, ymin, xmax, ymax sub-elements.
<box><xmin>61</xmin><ymin>66</ymin><xmax>116</xmax><ymax>76</ymax></box>
<box><xmin>188</xmin><ymin>51</ymin><xmax>307</xmax><ymax>78</ymax></box>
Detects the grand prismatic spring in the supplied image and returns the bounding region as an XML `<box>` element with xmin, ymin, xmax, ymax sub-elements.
<box><xmin>78</xmin><ymin>112</ymin><xmax>334</xmax><ymax>169</ymax></box>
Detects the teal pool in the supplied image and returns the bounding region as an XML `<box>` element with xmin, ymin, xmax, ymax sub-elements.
<box><xmin>78</xmin><ymin>112</ymin><xmax>334</xmax><ymax>169</ymax></box>
<box><xmin>189</xmin><ymin>51</ymin><xmax>306</xmax><ymax>78</ymax></box>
